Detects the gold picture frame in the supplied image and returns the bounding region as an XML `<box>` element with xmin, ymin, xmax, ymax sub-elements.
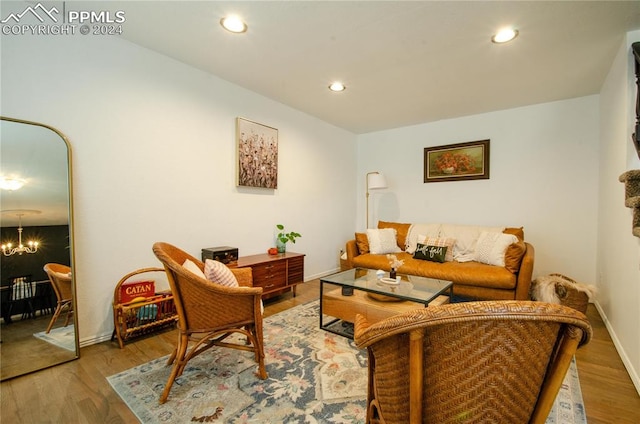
<box><xmin>236</xmin><ymin>117</ymin><xmax>278</xmax><ymax>189</ymax></box>
<box><xmin>424</xmin><ymin>139</ymin><xmax>490</xmax><ymax>183</ymax></box>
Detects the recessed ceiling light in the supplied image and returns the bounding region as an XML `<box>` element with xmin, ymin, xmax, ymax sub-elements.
<box><xmin>491</xmin><ymin>28</ymin><xmax>519</xmax><ymax>44</ymax></box>
<box><xmin>328</xmin><ymin>82</ymin><xmax>346</xmax><ymax>92</ymax></box>
<box><xmin>220</xmin><ymin>15</ymin><xmax>247</xmax><ymax>33</ymax></box>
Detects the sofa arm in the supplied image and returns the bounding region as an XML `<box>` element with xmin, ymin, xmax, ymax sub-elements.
<box><xmin>514</xmin><ymin>242</ymin><xmax>535</xmax><ymax>300</ymax></box>
<box><xmin>344</xmin><ymin>239</ymin><xmax>359</xmax><ymax>270</ymax></box>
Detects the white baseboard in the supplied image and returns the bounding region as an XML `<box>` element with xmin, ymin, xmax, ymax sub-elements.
<box><xmin>593</xmin><ymin>300</ymin><xmax>640</xmax><ymax>396</ymax></box>
<box><xmin>79</xmin><ymin>332</ymin><xmax>113</xmax><ymax>349</ymax></box>
<box><xmin>304</xmin><ymin>268</ymin><xmax>341</xmax><ymax>282</ymax></box>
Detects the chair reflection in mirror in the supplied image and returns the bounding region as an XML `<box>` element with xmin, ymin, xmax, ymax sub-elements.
<box><xmin>1</xmin><ymin>275</ymin><xmax>34</xmax><ymax>322</ymax></box>
<box><xmin>43</xmin><ymin>263</ymin><xmax>74</xmax><ymax>334</ymax></box>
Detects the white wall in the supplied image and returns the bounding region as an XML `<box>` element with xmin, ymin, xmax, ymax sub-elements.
<box><xmin>596</xmin><ymin>30</ymin><xmax>640</xmax><ymax>392</ymax></box>
<box><xmin>1</xmin><ymin>34</ymin><xmax>357</xmax><ymax>345</ymax></box>
<box><xmin>357</xmin><ymin>96</ymin><xmax>600</xmax><ymax>285</ymax></box>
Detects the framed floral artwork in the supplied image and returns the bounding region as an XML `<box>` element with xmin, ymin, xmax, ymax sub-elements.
<box><xmin>424</xmin><ymin>139</ymin><xmax>490</xmax><ymax>183</ymax></box>
<box><xmin>236</xmin><ymin>117</ymin><xmax>278</xmax><ymax>189</ymax></box>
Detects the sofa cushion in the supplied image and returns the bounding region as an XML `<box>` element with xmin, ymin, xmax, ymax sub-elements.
<box><xmin>504</xmin><ymin>240</ymin><xmax>527</xmax><ymax>273</ymax></box>
<box><xmin>504</xmin><ymin>227</ymin><xmax>525</xmax><ymax>241</ymax></box>
<box><xmin>422</xmin><ymin>237</ymin><xmax>455</xmax><ymax>262</ymax></box>
<box><xmin>414</xmin><ymin>243</ymin><xmax>448</xmax><ymax>263</ymax></box>
<box><xmin>355</xmin><ymin>232</ymin><xmax>370</xmax><ymax>254</ymax></box>
<box><xmin>406</xmin><ymin>223</ymin><xmax>441</xmax><ymax>253</ymax></box>
<box><xmin>440</xmin><ymin>224</ymin><xmax>504</xmax><ymax>262</ymax></box>
<box><xmin>378</xmin><ymin>221</ymin><xmax>411</xmax><ymax>250</ymax></box>
<box><xmin>474</xmin><ymin>232</ymin><xmax>518</xmax><ymax>267</ymax></box>
<box><xmin>367</xmin><ymin>228</ymin><xmax>402</xmax><ymax>254</ymax></box>
<box><xmin>352</xmin><ymin>253</ymin><xmax>517</xmax><ymax>290</ymax></box>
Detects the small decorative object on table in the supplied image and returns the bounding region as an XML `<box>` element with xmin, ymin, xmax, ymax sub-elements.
<box><xmin>275</xmin><ymin>224</ymin><xmax>302</xmax><ymax>253</ymax></box>
<box><xmin>386</xmin><ymin>254</ymin><xmax>404</xmax><ymax>279</ymax></box>
<box><xmin>341</xmin><ymin>286</ymin><xmax>354</xmax><ymax>296</ymax></box>
<box><xmin>201</xmin><ymin>246</ymin><xmax>239</xmax><ymax>266</ymax></box>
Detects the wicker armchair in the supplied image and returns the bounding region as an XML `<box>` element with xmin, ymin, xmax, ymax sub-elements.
<box><xmin>354</xmin><ymin>301</ymin><xmax>592</xmax><ymax>424</ymax></box>
<box><xmin>152</xmin><ymin>242</ymin><xmax>267</xmax><ymax>404</ymax></box>
<box><xmin>43</xmin><ymin>264</ymin><xmax>74</xmax><ymax>334</ymax></box>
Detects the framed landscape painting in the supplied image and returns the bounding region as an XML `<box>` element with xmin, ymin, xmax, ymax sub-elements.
<box><xmin>424</xmin><ymin>139</ymin><xmax>490</xmax><ymax>183</ymax></box>
<box><xmin>236</xmin><ymin>117</ymin><xmax>278</xmax><ymax>189</ymax></box>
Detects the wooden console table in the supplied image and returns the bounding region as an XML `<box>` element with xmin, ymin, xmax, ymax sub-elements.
<box><xmin>234</xmin><ymin>252</ymin><xmax>305</xmax><ymax>299</ymax></box>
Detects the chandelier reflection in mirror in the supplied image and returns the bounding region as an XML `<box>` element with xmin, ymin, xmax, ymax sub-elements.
<box><xmin>1</xmin><ymin>210</ymin><xmax>41</xmax><ymax>256</ymax></box>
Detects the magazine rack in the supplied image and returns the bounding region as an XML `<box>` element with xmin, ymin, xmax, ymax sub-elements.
<box><xmin>111</xmin><ymin>267</ymin><xmax>178</xmax><ymax>348</ymax></box>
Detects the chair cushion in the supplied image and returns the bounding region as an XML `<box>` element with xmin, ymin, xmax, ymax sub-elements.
<box><xmin>182</xmin><ymin>259</ymin><xmax>206</xmax><ymax>279</ymax></box>
<box><xmin>204</xmin><ymin>259</ymin><xmax>239</xmax><ymax>287</ymax></box>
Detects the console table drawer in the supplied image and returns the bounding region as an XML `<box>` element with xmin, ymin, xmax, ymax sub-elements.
<box><xmin>235</xmin><ymin>252</ymin><xmax>306</xmax><ymax>298</ymax></box>
<box><xmin>252</xmin><ymin>262</ymin><xmax>287</xmax><ymax>291</ymax></box>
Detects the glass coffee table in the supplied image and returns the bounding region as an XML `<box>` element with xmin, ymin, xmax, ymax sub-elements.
<box><xmin>320</xmin><ymin>268</ymin><xmax>453</xmax><ymax>338</ymax></box>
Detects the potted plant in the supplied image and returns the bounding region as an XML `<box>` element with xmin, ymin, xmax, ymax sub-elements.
<box><xmin>276</xmin><ymin>224</ymin><xmax>302</xmax><ymax>253</ymax></box>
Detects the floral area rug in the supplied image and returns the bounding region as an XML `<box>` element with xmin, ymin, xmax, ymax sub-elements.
<box><xmin>107</xmin><ymin>301</ymin><xmax>586</xmax><ymax>423</ymax></box>
<box><xmin>33</xmin><ymin>324</ymin><xmax>76</xmax><ymax>352</ymax></box>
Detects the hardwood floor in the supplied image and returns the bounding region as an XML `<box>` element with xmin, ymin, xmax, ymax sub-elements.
<box><xmin>1</xmin><ymin>313</ymin><xmax>78</xmax><ymax>380</ymax></box>
<box><xmin>1</xmin><ymin>279</ymin><xmax>638</xmax><ymax>423</ymax></box>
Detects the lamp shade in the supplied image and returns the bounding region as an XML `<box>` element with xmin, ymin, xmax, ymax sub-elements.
<box><xmin>368</xmin><ymin>173</ymin><xmax>387</xmax><ymax>190</ymax></box>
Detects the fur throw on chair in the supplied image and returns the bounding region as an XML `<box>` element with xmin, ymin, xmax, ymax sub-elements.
<box><xmin>530</xmin><ymin>273</ymin><xmax>596</xmax><ymax>308</ymax></box>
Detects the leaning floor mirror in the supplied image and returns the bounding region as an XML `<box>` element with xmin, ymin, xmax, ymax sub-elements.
<box><xmin>0</xmin><ymin>116</ymin><xmax>79</xmax><ymax>380</ymax></box>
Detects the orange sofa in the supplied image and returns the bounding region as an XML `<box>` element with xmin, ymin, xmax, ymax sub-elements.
<box><xmin>344</xmin><ymin>221</ymin><xmax>535</xmax><ymax>300</ymax></box>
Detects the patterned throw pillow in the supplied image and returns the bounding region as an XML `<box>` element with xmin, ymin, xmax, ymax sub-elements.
<box><xmin>421</xmin><ymin>237</ymin><xmax>455</xmax><ymax>262</ymax></box>
<box><xmin>204</xmin><ymin>259</ymin><xmax>239</xmax><ymax>287</ymax></box>
<box><xmin>414</xmin><ymin>243</ymin><xmax>448</xmax><ymax>263</ymax></box>
<box><xmin>366</xmin><ymin>228</ymin><xmax>402</xmax><ymax>255</ymax></box>
<box><xmin>473</xmin><ymin>232</ymin><xmax>518</xmax><ymax>267</ymax></box>
<box><xmin>378</xmin><ymin>221</ymin><xmax>411</xmax><ymax>250</ymax></box>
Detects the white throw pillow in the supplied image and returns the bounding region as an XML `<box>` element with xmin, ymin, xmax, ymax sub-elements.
<box><xmin>440</xmin><ymin>224</ymin><xmax>505</xmax><ymax>262</ymax></box>
<box><xmin>473</xmin><ymin>232</ymin><xmax>518</xmax><ymax>267</ymax></box>
<box><xmin>204</xmin><ymin>259</ymin><xmax>239</xmax><ymax>287</ymax></box>
<box><xmin>182</xmin><ymin>259</ymin><xmax>206</xmax><ymax>279</ymax></box>
<box><xmin>366</xmin><ymin>228</ymin><xmax>402</xmax><ymax>255</ymax></box>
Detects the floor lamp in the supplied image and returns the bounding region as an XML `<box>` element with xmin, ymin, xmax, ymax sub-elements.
<box><xmin>366</xmin><ymin>172</ymin><xmax>387</xmax><ymax>228</ymax></box>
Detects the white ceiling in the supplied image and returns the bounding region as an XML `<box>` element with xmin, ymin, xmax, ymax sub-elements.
<box><xmin>115</xmin><ymin>0</ymin><xmax>640</xmax><ymax>134</ymax></box>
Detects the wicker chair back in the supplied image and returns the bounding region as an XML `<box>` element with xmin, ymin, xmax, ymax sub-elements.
<box><xmin>354</xmin><ymin>300</ymin><xmax>592</xmax><ymax>424</ymax></box>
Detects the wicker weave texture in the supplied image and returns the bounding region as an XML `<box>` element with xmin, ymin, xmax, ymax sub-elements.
<box><xmin>354</xmin><ymin>301</ymin><xmax>591</xmax><ymax>424</ymax></box>
<box><xmin>152</xmin><ymin>242</ymin><xmax>267</xmax><ymax>404</ymax></box>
